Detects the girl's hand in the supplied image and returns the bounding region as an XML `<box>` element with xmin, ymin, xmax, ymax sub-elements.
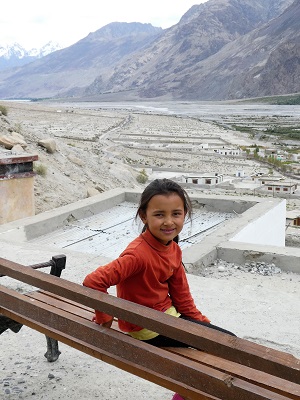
<box><xmin>92</xmin><ymin>315</ymin><xmax>113</xmax><ymax>328</ymax></box>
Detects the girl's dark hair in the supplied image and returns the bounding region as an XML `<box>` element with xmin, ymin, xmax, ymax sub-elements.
<box><xmin>136</xmin><ymin>178</ymin><xmax>192</xmax><ymax>222</ymax></box>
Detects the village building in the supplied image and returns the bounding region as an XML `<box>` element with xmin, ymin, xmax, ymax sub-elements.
<box><xmin>236</xmin><ymin>170</ymin><xmax>246</xmax><ymax>178</ymax></box>
<box><xmin>261</xmin><ymin>180</ymin><xmax>298</xmax><ymax>195</ymax></box>
<box><xmin>286</xmin><ymin>209</ymin><xmax>300</xmax><ymax>227</ymax></box>
<box><xmin>213</xmin><ymin>147</ymin><xmax>240</xmax><ymax>156</ymax></box>
<box><xmin>182</xmin><ymin>173</ymin><xmax>224</xmax><ymax>187</ymax></box>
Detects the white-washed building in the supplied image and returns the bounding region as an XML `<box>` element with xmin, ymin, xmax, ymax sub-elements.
<box><xmin>214</xmin><ymin>147</ymin><xmax>240</xmax><ymax>156</ymax></box>
<box><xmin>182</xmin><ymin>173</ymin><xmax>224</xmax><ymax>187</ymax></box>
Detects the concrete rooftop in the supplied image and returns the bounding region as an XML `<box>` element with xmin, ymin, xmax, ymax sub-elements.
<box><xmin>1</xmin><ymin>187</ymin><xmax>299</xmax><ymax>275</ymax></box>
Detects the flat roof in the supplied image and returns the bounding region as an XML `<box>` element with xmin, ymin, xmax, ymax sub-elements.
<box><xmin>0</xmin><ymin>188</ymin><xmax>288</xmax><ymax>269</ymax></box>
<box><xmin>28</xmin><ymin>201</ymin><xmax>235</xmax><ymax>259</ymax></box>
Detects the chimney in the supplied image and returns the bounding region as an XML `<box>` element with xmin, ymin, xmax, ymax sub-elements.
<box><xmin>0</xmin><ymin>154</ymin><xmax>38</xmax><ymax>224</ymax></box>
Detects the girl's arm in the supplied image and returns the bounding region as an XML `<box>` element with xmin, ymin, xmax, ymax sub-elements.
<box><xmin>83</xmin><ymin>253</ymin><xmax>140</xmax><ymax>325</ymax></box>
<box><xmin>168</xmin><ymin>262</ymin><xmax>210</xmax><ymax>323</ymax></box>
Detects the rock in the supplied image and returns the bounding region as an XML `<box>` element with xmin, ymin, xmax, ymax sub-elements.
<box><xmin>11</xmin><ymin>144</ymin><xmax>26</xmax><ymax>153</ymax></box>
<box><xmin>0</xmin><ymin>133</ymin><xmax>27</xmax><ymax>149</ymax></box>
<box><xmin>95</xmin><ymin>185</ymin><xmax>104</xmax><ymax>193</ymax></box>
<box><xmin>215</xmin><ymin>260</ymin><xmax>284</xmax><ymax>277</ymax></box>
<box><xmin>11</xmin><ymin>131</ymin><xmax>26</xmax><ymax>142</ymax></box>
<box><xmin>87</xmin><ymin>187</ymin><xmax>100</xmax><ymax>197</ymax></box>
<box><xmin>38</xmin><ymin>138</ymin><xmax>57</xmax><ymax>153</ymax></box>
<box><xmin>68</xmin><ymin>155</ymin><xmax>84</xmax><ymax>166</ymax></box>
<box><xmin>0</xmin><ymin>135</ymin><xmax>14</xmax><ymax>149</ymax></box>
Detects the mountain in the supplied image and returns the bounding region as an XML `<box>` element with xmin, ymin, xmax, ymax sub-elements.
<box><xmin>83</xmin><ymin>0</ymin><xmax>295</xmax><ymax>100</ymax></box>
<box><xmin>0</xmin><ymin>42</ymin><xmax>62</xmax><ymax>70</ymax></box>
<box><xmin>165</xmin><ymin>0</ymin><xmax>300</xmax><ymax>100</ymax></box>
<box><xmin>0</xmin><ymin>23</ymin><xmax>162</xmax><ymax>99</ymax></box>
<box><xmin>0</xmin><ymin>0</ymin><xmax>296</xmax><ymax>100</ymax></box>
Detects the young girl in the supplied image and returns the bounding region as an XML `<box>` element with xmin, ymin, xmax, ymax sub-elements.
<box><xmin>83</xmin><ymin>178</ymin><xmax>234</xmax><ymax>400</ymax></box>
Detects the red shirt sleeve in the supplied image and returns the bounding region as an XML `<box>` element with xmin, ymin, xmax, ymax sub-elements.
<box><xmin>83</xmin><ymin>255</ymin><xmax>140</xmax><ymax>324</ymax></box>
<box><xmin>168</xmin><ymin>262</ymin><xmax>210</xmax><ymax>323</ymax></box>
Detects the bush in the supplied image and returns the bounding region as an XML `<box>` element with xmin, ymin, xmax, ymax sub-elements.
<box><xmin>136</xmin><ymin>169</ymin><xmax>148</xmax><ymax>184</ymax></box>
<box><xmin>14</xmin><ymin>123</ymin><xmax>22</xmax><ymax>133</ymax></box>
<box><xmin>275</xmin><ymin>95</ymin><xmax>300</xmax><ymax>105</ymax></box>
<box><xmin>34</xmin><ymin>163</ymin><xmax>47</xmax><ymax>176</ymax></box>
<box><xmin>0</xmin><ymin>105</ymin><xmax>8</xmax><ymax>116</ymax></box>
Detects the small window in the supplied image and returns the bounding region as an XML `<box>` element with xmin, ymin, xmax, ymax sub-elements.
<box><xmin>192</xmin><ymin>179</ymin><xmax>198</xmax><ymax>184</ymax></box>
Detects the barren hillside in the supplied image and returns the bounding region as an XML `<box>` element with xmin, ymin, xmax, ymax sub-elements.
<box><xmin>1</xmin><ymin>101</ymin><xmax>299</xmax><ymax>222</ymax></box>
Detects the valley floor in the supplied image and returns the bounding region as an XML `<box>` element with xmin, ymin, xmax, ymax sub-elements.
<box><xmin>3</xmin><ymin>100</ymin><xmax>299</xmax><ymax>213</ymax></box>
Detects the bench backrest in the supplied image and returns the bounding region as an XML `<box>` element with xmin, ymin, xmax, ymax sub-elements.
<box><xmin>0</xmin><ymin>257</ymin><xmax>299</xmax><ymax>400</ymax></box>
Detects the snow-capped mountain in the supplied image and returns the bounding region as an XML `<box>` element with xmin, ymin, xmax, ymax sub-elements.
<box><xmin>27</xmin><ymin>41</ymin><xmax>63</xmax><ymax>57</ymax></box>
<box><xmin>0</xmin><ymin>41</ymin><xmax>62</xmax><ymax>70</ymax></box>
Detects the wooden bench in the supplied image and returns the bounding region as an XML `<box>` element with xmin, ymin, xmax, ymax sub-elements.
<box><xmin>0</xmin><ymin>256</ymin><xmax>299</xmax><ymax>400</ymax></box>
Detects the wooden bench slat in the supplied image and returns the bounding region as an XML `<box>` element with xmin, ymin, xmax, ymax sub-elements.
<box><xmin>1</xmin><ymin>257</ymin><xmax>299</xmax><ymax>385</ymax></box>
<box><xmin>26</xmin><ymin>290</ymin><xmax>94</xmax><ymax>321</ymax></box>
<box><xmin>166</xmin><ymin>348</ymin><xmax>300</xmax><ymax>400</ymax></box>
<box><xmin>24</xmin><ymin>291</ymin><xmax>300</xmax><ymax>399</ymax></box>
<box><xmin>0</xmin><ymin>284</ymin><xmax>293</xmax><ymax>400</ymax></box>
<box><xmin>0</xmin><ymin>286</ymin><xmax>233</xmax><ymax>400</ymax></box>
<box><xmin>26</xmin><ymin>291</ymin><xmax>300</xmax><ymax>399</ymax></box>
<box><xmin>32</xmin><ymin>290</ymin><xmax>93</xmax><ymax>312</ymax></box>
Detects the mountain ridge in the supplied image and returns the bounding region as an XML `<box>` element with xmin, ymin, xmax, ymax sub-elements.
<box><xmin>0</xmin><ymin>23</ymin><xmax>162</xmax><ymax>99</ymax></box>
<box><xmin>0</xmin><ymin>42</ymin><xmax>62</xmax><ymax>70</ymax></box>
<box><xmin>81</xmin><ymin>0</ymin><xmax>296</xmax><ymax>100</ymax></box>
<box><xmin>0</xmin><ymin>0</ymin><xmax>297</xmax><ymax>101</ymax></box>
<box><xmin>180</xmin><ymin>0</ymin><xmax>300</xmax><ymax>100</ymax></box>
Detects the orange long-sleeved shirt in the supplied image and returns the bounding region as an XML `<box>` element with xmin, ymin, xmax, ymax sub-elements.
<box><xmin>83</xmin><ymin>229</ymin><xmax>210</xmax><ymax>333</ymax></box>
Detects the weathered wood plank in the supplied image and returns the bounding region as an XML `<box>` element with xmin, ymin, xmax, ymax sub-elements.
<box><xmin>1</xmin><ymin>257</ymin><xmax>299</xmax><ymax>384</ymax></box>
<box><xmin>0</xmin><ymin>284</ymin><xmax>293</xmax><ymax>400</ymax></box>
<box><xmin>26</xmin><ymin>291</ymin><xmax>94</xmax><ymax>320</ymax></box>
<box><xmin>167</xmin><ymin>348</ymin><xmax>300</xmax><ymax>400</ymax></box>
<box><xmin>26</xmin><ymin>291</ymin><xmax>300</xmax><ymax>399</ymax></box>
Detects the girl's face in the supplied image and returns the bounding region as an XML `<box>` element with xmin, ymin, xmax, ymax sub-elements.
<box><xmin>140</xmin><ymin>193</ymin><xmax>186</xmax><ymax>245</ymax></box>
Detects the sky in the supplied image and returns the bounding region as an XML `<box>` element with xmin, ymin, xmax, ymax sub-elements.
<box><xmin>1</xmin><ymin>0</ymin><xmax>208</xmax><ymax>50</ymax></box>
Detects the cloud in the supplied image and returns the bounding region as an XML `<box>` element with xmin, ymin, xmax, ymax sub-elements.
<box><xmin>1</xmin><ymin>0</ymin><xmax>207</xmax><ymax>48</ymax></box>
